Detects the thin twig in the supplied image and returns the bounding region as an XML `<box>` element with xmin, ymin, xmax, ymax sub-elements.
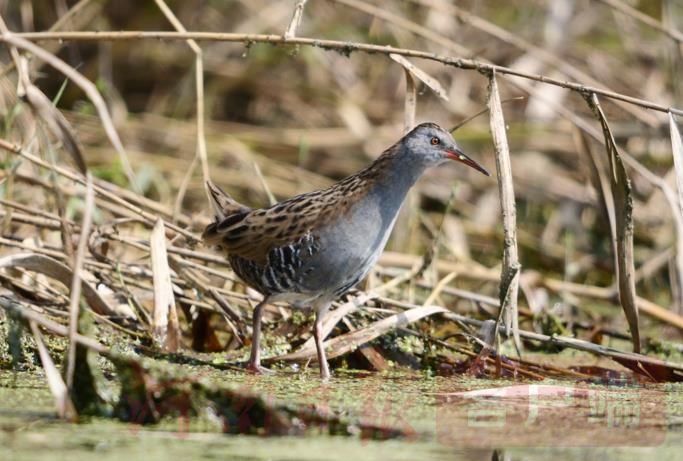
<box><xmin>65</xmin><ymin>172</ymin><xmax>95</xmax><ymax>389</ymax></box>
<box><xmin>7</xmin><ymin>30</ymin><xmax>682</xmax><ymax>116</ymax></box>
<box><xmin>253</xmin><ymin>161</ymin><xmax>277</xmax><ymax>206</ymax></box>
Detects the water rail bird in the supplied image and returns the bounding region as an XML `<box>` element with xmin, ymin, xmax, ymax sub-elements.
<box><xmin>203</xmin><ymin>122</ymin><xmax>489</xmax><ymax>380</ymax></box>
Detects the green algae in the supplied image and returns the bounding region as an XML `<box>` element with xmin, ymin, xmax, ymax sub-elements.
<box><xmin>2</xmin><ymin>365</ymin><xmax>683</xmax><ymax>460</ymax></box>
<box><xmin>2</xmin><ymin>320</ymin><xmax>683</xmax><ymax>460</ymax></box>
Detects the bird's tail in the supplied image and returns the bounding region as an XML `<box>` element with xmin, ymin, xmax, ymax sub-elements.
<box><xmin>205</xmin><ymin>180</ymin><xmax>251</xmax><ymax>220</ymax></box>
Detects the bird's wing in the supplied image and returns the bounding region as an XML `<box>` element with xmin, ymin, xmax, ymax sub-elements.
<box><xmin>202</xmin><ymin>189</ymin><xmax>334</xmax><ymax>264</ymax></box>
<box><xmin>203</xmin><ymin>165</ymin><xmax>381</xmax><ymax>264</ymax></box>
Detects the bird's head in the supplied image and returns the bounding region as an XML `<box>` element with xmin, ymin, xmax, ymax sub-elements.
<box><xmin>402</xmin><ymin>122</ymin><xmax>490</xmax><ymax>176</ymax></box>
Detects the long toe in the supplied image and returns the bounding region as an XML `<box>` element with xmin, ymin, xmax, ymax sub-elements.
<box><xmin>246</xmin><ymin>362</ymin><xmax>276</xmax><ymax>375</ymax></box>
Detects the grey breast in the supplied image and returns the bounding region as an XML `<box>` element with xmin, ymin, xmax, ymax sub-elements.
<box><xmin>297</xmin><ymin>189</ymin><xmax>403</xmax><ymax>297</ymax></box>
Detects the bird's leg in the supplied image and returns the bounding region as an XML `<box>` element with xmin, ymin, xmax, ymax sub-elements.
<box><xmin>313</xmin><ymin>303</ymin><xmax>332</xmax><ymax>382</ymax></box>
<box><xmin>247</xmin><ymin>297</ymin><xmax>274</xmax><ymax>375</ymax></box>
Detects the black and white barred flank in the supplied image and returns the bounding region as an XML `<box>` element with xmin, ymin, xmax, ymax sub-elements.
<box><xmin>229</xmin><ymin>232</ymin><xmax>321</xmax><ymax>296</ymax></box>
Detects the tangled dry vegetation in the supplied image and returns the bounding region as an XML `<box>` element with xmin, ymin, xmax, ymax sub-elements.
<box><xmin>2</xmin><ymin>0</ymin><xmax>683</xmax><ymax>426</ymax></box>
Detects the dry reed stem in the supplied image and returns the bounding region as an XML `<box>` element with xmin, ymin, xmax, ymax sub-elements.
<box><xmin>669</xmin><ymin>115</ymin><xmax>683</xmax><ymax>219</ymax></box>
<box><xmin>0</xmin><ymin>209</ymin><xmax>63</xmax><ymax>229</ymax></box>
<box><xmin>253</xmin><ymin>161</ymin><xmax>277</xmax><ymax>206</ymax></box>
<box><xmin>8</xmin><ymin>31</ymin><xmax>682</xmax><ymax>116</ymax></box>
<box><xmin>153</xmin><ymin>0</ymin><xmax>210</xmax><ymax>212</ymax></box>
<box><xmin>422</xmin><ymin>271</ymin><xmax>457</xmax><ymax>307</ymax></box>
<box><xmin>487</xmin><ymin>71</ymin><xmax>521</xmax><ymax>350</ymax></box>
<box><xmin>277</xmin><ymin>304</ymin><xmax>448</xmax><ymax>362</ymax></box>
<box><xmin>65</xmin><ymin>172</ymin><xmax>95</xmax><ymax>390</ymax></box>
<box><xmin>390</xmin><ymin>54</ymin><xmax>420</xmax><ymax>250</ymax></box>
<box><xmin>400</xmin><ymin>65</ymin><xmax>416</xmax><ymax>133</ymax></box>
<box><xmin>585</xmin><ymin>93</ymin><xmax>640</xmax><ymax>353</ymax></box>
<box><xmin>28</xmin><ymin>320</ymin><xmax>77</xmax><ymax>420</ymax></box>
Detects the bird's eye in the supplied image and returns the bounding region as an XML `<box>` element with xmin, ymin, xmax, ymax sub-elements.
<box><xmin>430</xmin><ymin>137</ymin><xmax>440</xmax><ymax>145</ymax></box>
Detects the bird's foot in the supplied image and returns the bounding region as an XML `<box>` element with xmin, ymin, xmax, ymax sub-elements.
<box><xmin>246</xmin><ymin>362</ymin><xmax>275</xmax><ymax>375</ymax></box>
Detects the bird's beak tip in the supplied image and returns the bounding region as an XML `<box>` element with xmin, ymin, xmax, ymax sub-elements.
<box><xmin>447</xmin><ymin>149</ymin><xmax>490</xmax><ymax>177</ymax></box>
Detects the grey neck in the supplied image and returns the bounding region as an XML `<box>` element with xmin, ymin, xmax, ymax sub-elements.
<box><xmin>367</xmin><ymin>152</ymin><xmax>428</xmax><ymax>213</ymax></box>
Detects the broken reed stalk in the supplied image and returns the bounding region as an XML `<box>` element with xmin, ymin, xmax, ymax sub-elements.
<box><xmin>669</xmin><ymin>114</ymin><xmax>683</xmax><ymax>219</ymax></box>
<box><xmin>487</xmin><ymin>71</ymin><xmax>521</xmax><ymax>351</ymax></box>
<box><xmin>401</xmin><ymin>67</ymin><xmax>416</xmax><ymax>133</ymax></box>
<box><xmin>150</xmin><ymin>218</ymin><xmax>180</xmax><ymax>352</ymax></box>
<box><xmin>584</xmin><ymin>93</ymin><xmax>640</xmax><ymax>353</ymax></box>
<box><xmin>284</xmin><ymin>0</ymin><xmax>309</xmax><ymax>39</ymax></box>
<box><xmin>252</xmin><ymin>161</ymin><xmax>277</xmax><ymax>206</ymax></box>
<box><xmin>388</xmin><ymin>52</ymin><xmax>450</xmax><ymax>249</ymax></box>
